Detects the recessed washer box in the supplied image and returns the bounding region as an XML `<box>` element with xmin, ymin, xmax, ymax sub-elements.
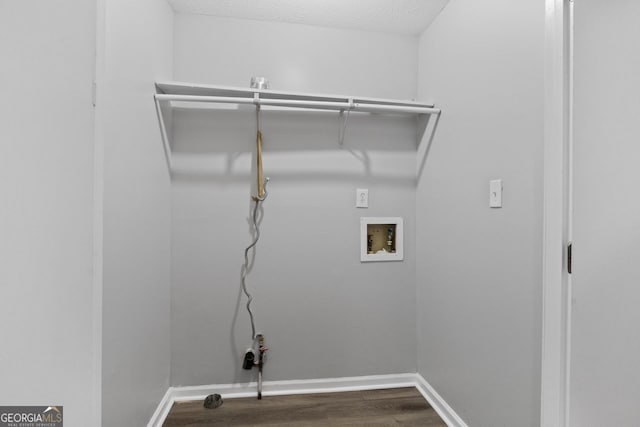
<box><xmin>360</xmin><ymin>217</ymin><xmax>404</xmax><ymax>262</ymax></box>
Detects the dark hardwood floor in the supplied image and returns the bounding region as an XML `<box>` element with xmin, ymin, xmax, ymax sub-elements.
<box><xmin>163</xmin><ymin>387</ymin><xmax>447</xmax><ymax>426</ymax></box>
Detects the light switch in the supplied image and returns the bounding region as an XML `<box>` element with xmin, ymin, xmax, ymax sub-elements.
<box><xmin>489</xmin><ymin>179</ymin><xmax>502</xmax><ymax>208</ymax></box>
<box><xmin>356</xmin><ymin>188</ymin><xmax>368</xmax><ymax>208</ymax></box>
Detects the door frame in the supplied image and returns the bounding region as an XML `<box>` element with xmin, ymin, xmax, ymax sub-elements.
<box><xmin>541</xmin><ymin>0</ymin><xmax>572</xmax><ymax>426</ymax></box>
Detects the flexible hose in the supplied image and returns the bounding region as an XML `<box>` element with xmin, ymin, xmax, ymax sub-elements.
<box><xmin>241</xmin><ymin>178</ymin><xmax>269</xmax><ymax>340</ymax></box>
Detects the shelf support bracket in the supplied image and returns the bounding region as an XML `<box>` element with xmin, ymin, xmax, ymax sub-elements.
<box><xmin>338</xmin><ymin>98</ymin><xmax>355</xmax><ymax>147</ymax></box>
<box><xmin>154</xmin><ymin>95</ymin><xmax>173</xmax><ymax>173</ymax></box>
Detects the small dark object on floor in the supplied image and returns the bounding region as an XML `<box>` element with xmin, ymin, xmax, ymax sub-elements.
<box><xmin>203</xmin><ymin>394</ymin><xmax>223</xmax><ymax>409</ymax></box>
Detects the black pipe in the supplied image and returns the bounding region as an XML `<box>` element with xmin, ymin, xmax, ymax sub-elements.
<box><xmin>257</xmin><ymin>350</ymin><xmax>263</xmax><ymax>400</ymax></box>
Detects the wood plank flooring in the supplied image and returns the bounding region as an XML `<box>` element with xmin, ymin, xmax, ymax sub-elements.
<box><xmin>163</xmin><ymin>387</ymin><xmax>447</xmax><ymax>426</ymax></box>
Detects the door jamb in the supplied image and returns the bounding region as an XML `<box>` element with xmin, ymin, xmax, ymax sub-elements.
<box><xmin>541</xmin><ymin>0</ymin><xmax>572</xmax><ymax>426</ymax></box>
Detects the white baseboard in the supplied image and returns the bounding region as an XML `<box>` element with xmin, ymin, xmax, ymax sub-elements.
<box><xmin>147</xmin><ymin>386</ymin><xmax>173</xmax><ymax>427</ymax></box>
<box><xmin>148</xmin><ymin>373</ymin><xmax>467</xmax><ymax>427</ymax></box>
<box><xmin>415</xmin><ymin>374</ymin><xmax>469</xmax><ymax>427</ymax></box>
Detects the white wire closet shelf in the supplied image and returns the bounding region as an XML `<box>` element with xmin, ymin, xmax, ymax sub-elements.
<box><xmin>154</xmin><ymin>81</ymin><xmax>441</xmax><ymax>171</ymax></box>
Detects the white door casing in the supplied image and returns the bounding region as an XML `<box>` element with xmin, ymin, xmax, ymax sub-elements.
<box><xmin>541</xmin><ymin>1</ymin><xmax>572</xmax><ymax>426</ymax></box>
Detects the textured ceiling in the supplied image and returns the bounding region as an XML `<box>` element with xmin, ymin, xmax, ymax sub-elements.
<box><xmin>167</xmin><ymin>0</ymin><xmax>450</xmax><ymax>36</ymax></box>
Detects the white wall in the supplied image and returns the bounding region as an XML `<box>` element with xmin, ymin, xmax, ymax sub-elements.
<box><xmin>173</xmin><ymin>15</ymin><xmax>417</xmax><ymax>99</ymax></box>
<box><xmin>99</xmin><ymin>0</ymin><xmax>173</xmax><ymax>425</ymax></box>
<box><xmin>0</xmin><ymin>1</ymin><xmax>98</xmax><ymax>426</ymax></box>
<box><xmin>170</xmin><ymin>14</ymin><xmax>419</xmax><ymax>386</ymax></box>
<box><xmin>416</xmin><ymin>0</ymin><xmax>544</xmax><ymax>425</ymax></box>
<box><xmin>570</xmin><ymin>2</ymin><xmax>640</xmax><ymax>425</ymax></box>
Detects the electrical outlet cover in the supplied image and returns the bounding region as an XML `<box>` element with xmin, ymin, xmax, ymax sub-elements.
<box><xmin>356</xmin><ymin>188</ymin><xmax>368</xmax><ymax>208</ymax></box>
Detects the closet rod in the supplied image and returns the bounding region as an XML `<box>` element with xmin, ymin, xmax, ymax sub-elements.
<box><xmin>154</xmin><ymin>94</ymin><xmax>440</xmax><ymax>115</ymax></box>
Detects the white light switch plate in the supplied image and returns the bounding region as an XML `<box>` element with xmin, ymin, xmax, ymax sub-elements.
<box><xmin>356</xmin><ymin>188</ymin><xmax>368</xmax><ymax>208</ymax></box>
<box><xmin>489</xmin><ymin>179</ymin><xmax>502</xmax><ymax>208</ymax></box>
